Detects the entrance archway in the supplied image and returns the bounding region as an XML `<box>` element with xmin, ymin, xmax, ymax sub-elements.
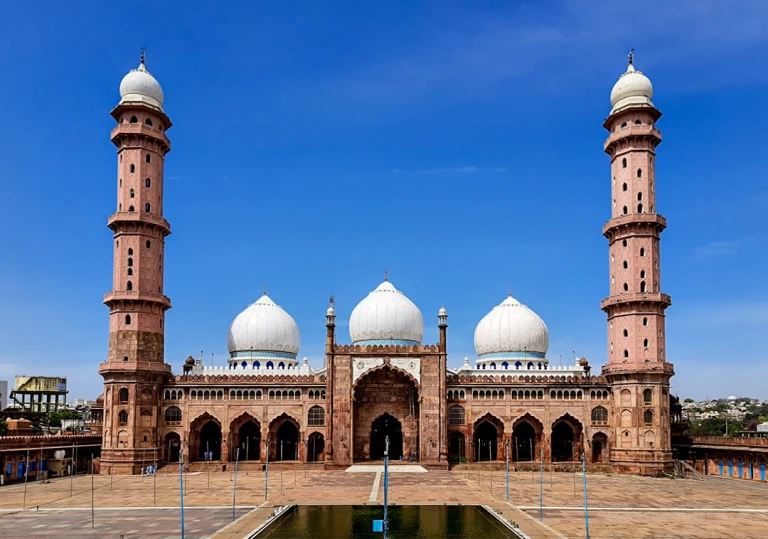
<box><xmin>473</xmin><ymin>414</ymin><xmax>503</xmax><ymax>461</ymax></box>
<box><xmin>513</xmin><ymin>422</ymin><xmax>536</xmax><ymax>461</ymax></box>
<box><xmin>448</xmin><ymin>431</ymin><xmax>466</xmax><ymax>463</ymax></box>
<box><xmin>307</xmin><ymin>432</ymin><xmax>325</xmax><ymax>462</ymax></box>
<box><xmin>353</xmin><ymin>365</ymin><xmax>420</xmax><ymax>462</ymax></box>
<box><xmin>269</xmin><ymin>414</ymin><xmax>300</xmax><ymax>461</ymax></box>
<box><xmin>164</xmin><ymin>432</ymin><xmax>181</xmax><ymax>463</ymax></box>
<box><xmin>199</xmin><ymin>421</ymin><xmax>222</xmax><ymax>461</ymax></box>
<box><xmin>592</xmin><ymin>432</ymin><xmax>608</xmax><ymax>463</ymax></box>
<box><xmin>239</xmin><ymin>420</ymin><xmax>261</xmax><ymax>461</ymax></box>
<box><xmin>370</xmin><ymin>413</ymin><xmax>404</xmax><ymax>460</ymax></box>
<box><xmin>551</xmin><ymin>414</ymin><xmax>583</xmax><ymax>462</ymax></box>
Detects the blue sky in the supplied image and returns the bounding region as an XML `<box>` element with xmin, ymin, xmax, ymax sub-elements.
<box><xmin>1</xmin><ymin>1</ymin><xmax>767</xmax><ymax>402</ymax></box>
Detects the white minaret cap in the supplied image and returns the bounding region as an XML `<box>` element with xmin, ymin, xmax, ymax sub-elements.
<box><xmin>610</xmin><ymin>51</ymin><xmax>653</xmax><ymax>114</ymax></box>
<box><xmin>119</xmin><ymin>52</ymin><xmax>165</xmax><ymax>110</ymax></box>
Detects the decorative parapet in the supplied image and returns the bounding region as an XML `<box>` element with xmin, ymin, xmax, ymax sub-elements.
<box><xmin>332</xmin><ymin>343</ymin><xmax>441</xmax><ymax>355</ymax></box>
<box><xmin>445</xmin><ymin>373</ymin><xmax>609</xmax><ymax>385</ymax></box>
<box><xmin>171</xmin><ymin>373</ymin><xmax>327</xmax><ymax>385</ymax></box>
<box><xmin>0</xmin><ymin>434</ymin><xmax>102</xmax><ymax>450</ymax></box>
<box><xmin>691</xmin><ymin>436</ymin><xmax>768</xmax><ymax>449</ymax></box>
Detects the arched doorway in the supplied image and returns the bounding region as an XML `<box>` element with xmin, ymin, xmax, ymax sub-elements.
<box><xmin>164</xmin><ymin>432</ymin><xmax>181</xmax><ymax>463</ymax></box>
<box><xmin>199</xmin><ymin>421</ymin><xmax>222</xmax><ymax>461</ymax></box>
<box><xmin>370</xmin><ymin>413</ymin><xmax>403</xmax><ymax>460</ymax></box>
<box><xmin>189</xmin><ymin>414</ymin><xmax>222</xmax><ymax>461</ymax></box>
<box><xmin>307</xmin><ymin>432</ymin><xmax>325</xmax><ymax>462</ymax></box>
<box><xmin>353</xmin><ymin>365</ymin><xmax>420</xmax><ymax>462</ymax></box>
<box><xmin>269</xmin><ymin>414</ymin><xmax>300</xmax><ymax>461</ymax></box>
<box><xmin>513</xmin><ymin>422</ymin><xmax>536</xmax><ymax>461</ymax></box>
<box><xmin>239</xmin><ymin>420</ymin><xmax>261</xmax><ymax>461</ymax></box>
<box><xmin>473</xmin><ymin>414</ymin><xmax>502</xmax><ymax>462</ymax></box>
<box><xmin>448</xmin><ymin>431</ymin><xmax>466</xmax><ymax>463</ymax></box>
<box><xmin>551</xmin><ymin>414</ymin><xmax>583</xmax><ymax>462</ymax></box>
<box><xmin>592</xmin><ymin>432</ymin><xmax>608</xmax><ymax>463</ymax></box>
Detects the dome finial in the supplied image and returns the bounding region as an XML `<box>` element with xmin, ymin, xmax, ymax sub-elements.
<box><xmin>263</xmin><ymin>284</ymin><xmax>267</xmax><ymax>295</ymax></box>
<box><xmin>628</xmin><ymin>48</ymin><xmax>634</xmax><ymax>67</ymax></box>
<box><xmin>384</xmin><ymin>270</ymin><xmax>388</xmax><ymax>282</ymax></box>
<box><xmin>140</xmin><ymin>46</ymin><xmax>147</xmax><ymax>66</ymax></box>
<box><xmin>509</xmin><ymin>286</ymin><xmax>512</xmax><ymax>297</ymax></box>
<box><xmin>329</xmin><ymin>294</ymin><xmax>334</xmax><ymax>307</ymax></box>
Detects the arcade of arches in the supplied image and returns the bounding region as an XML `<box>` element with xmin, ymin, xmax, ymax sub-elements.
<box><xmin>447</xmin><ymin>412</ymin><xmax>606</xmax><ymax>464</ymax></box>
<box><xmin>353</xmin><ymin>366</ymin><xmax>420</xmax><ymax>461</ymax></box>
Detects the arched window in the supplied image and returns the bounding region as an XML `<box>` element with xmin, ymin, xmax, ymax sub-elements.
<box><xmin>448</xmin><ymin>405</ymin><xmax>465</xmax><ymax>425</ymax></box>
<box><xmin>640</xmin><ymin>247</ymin><xmax>645</xmax><ymax>257</ymax></box>
<box><xmin>266</xmin><ymin>361</ymin><xmax>274</xmax><ymax>369</ymax></box>
<box><xmin>623</xmin><ymin>349</ymin><xmax>629</xmax><ymax>358</ymax></box>
<box><xmin>623</xmin><ymin>283</ymin><xmax>628</xmax><ymax>291</ymax></box>
<box><xmin>125</xmin><ymin>314</ymin><xmax>131</xmax><ymax>325</ymax></box>
<box><xmin>502</xmin><ymin>362</ymin><xmax>509</xmax><ymax>369</ymax></box>
<box><xmin>308</xmin><ymin>405</ymin><xmax>325</xmax><ymax>426</ymax></box>
<box><xmin>119</xmin><ymin>178</ymin><xmax>122</xmax><ymax>187</ymax></box>
<box><xmin>623</xmin><ymin>206</ymin><xmax>628</xmax><ymax>215</ymax></box>
<box><xmin>623</xmin><ymin>260</ymin><xmax>628</xmax><ymax>269</ymax></box>
<box><xmin>164</xmin><ymin>406</ymin><xmax>182</xmax><ymax>423</ymax></box>
<box><xmin>640</xmin><ymin>270</ymin><xmax>645</xmax><ymax>278</ymax></box>
<box><xmin>557</xmin><ymin>390</ymin><xmax>563</xmax><ymax>399</ymax></box>
<box><xmin>241</xmin><ymin>361</ymin><xmax>247</xmax><ymax>368</ymax></box>
<box><xmin>637</xmin><ymin>203</ymin><xmax>643</xmax><ymax>213</ymax></box>
<box><xmin>126</xmin><ymin>280</ymin><xmax>133</xmax><ymax>291</ymax></box>
<box><xmin>527</xmin><ymin>362</ymin><xmax>534</xmax><ymax>369</ymax></box>
<box><xmin>623</xmin><ymin>329</ymin><xmax>628</xmax><ymax>337</ymax></box>
<box><xmin>130</xmin><ymin>164</ymin><xmax>135</xmax><ymax>173</ymax></box>
<box><xmin>591</xmin><ymin>406</ymin><xmax>608</xmax><ymax>424</ymax></box>
<box><xmin>129</xmin><ymin>188</ymin><xmax>135</xmax><ymax>198</ymax></box>
<box><xmin>145</xmin><ymin>118</ymin><xmax>153</xmax><ymax>128</ymax></box>
<box><xmin>643</xmin><ymin>389</ymin><xmax>653</xmax><ymax>404</ymax></box>
<box><xmin>621</xmin><ymin>122</ymin><xmax>627</xmax><ymax>129</ymax></box>
<box><xmin>490</xmin><ymin>362</ymin><xmax>496</xmax><ymax>370</ymax></box>
<box><xmin>145</xmin><ymin>178</ymin><xmax>151</xmax><ymax>187</ymax></box>
<box><xmin>129</xmin><ymin>116</ymin><xmax>138</xmax><ymax>124</ymax></box>
<box><xmin>622</xmin><ymin>158</ymin><xmax>627</xmax><ymax>168</ymax></box>
<box><xmin>622</xmin><ymin>182</ymin><xmax>627</xmax><ymax>191</ymax></box>
<box><xmin>127</xmin><ymin>257</ymin><xmax>133</xmax><ymax>267</ymax></box>
<box><xmin>637</xmin><ymin>168</ymin><xmax>642</xmax><ymax>178</ymax></box>
<box><xmin>622</xmin><ymin>239</ymin><xmax>627</xmax><ymax>247</ymax></box>
<box><xmin>128</xmin><ymin>205</ymin><xmax>134</xmax><ymax>212</ymax></box>
<box><xmin>145</xmin><ymin>203</ymin><xmax>151</xmax><ymax>212</ymax></box>
<box><xmin>550</xmin><ymin>390</ymin><xmax>556</xmax><ymax>398</ymax></box>
<box><xmin>637</xmin><ymin>192</ymin><xmax>643</xmax><ymax>201</ymax></box>
<box><xmin>145</xmin><ymin>153</ymin><xmax>151</xmax><ymax>162</ymax></box>
<box><xmin>253</xmin><ymin>361</ymin><xmax>260</xmax><ymax>369</ymax></box>
<box><xmin>643</xmin><ymin>317</ymin><xmax>648</xmax><ymax>326</ymax></box>
<box><xmin>634</xmin><ymin>119</ymin><xmax>642</xmax><ymax>126</ymax></box>
<box><xmin>515</xmin><ymin>361</ymin><xmax>522</xmax><ymax>370</ymax></box>
<box><xmin>118</xmin><ymin>410</ymin><xmax>128</xmax><ymax>424</ymax></box>
<box><xmin>118</xmin><ymin>388</ymin><xmax>129</xmax><ymax>403</ymax></box>
<box><xmin>127</xmin><ymin>268</ymin><xmax>133</xmax><ymax>276</ymax></box>
<box><xmin>146</xmin><ymin>240</ymin><xmax>151</xmax><ymax>248</ymax></box>
<box><xmin>643</xmin><ymin>338</ymin><xmax>649</xmax><ymax>348</ymax></box>
<box><xmin>644</xmin><ymin>409</ymin><xmax>654</xmax><ymax>425</ymax></box>
<box><xmin>640</xmin><ymin>281</ymin><xmax>647</xmax><ymax>293</ymax></box>
<box><xmin>472</xmin><ymin>390</ymin><xmax>478</xmax><ymax>399</ymax></box>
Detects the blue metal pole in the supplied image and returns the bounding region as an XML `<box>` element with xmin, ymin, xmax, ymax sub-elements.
<box><xmin>233</xmin><ymin>448</ymin><xmax>240</xmax><ymax>520</ymax></box>
<box><xmin>384</xmin><ymin>435</ymin><xmax>389</xmax><ymax>537</ymax></box>
<box><xmin>539</xmin><ymin>445</ymin><xmax>544</xmax><ymax>521</ymax></box>
<box><xmin>505</xmin><ymin>441</ymin><xmax>509</xmax><ymax>503</ymax></box>
<box><xmin>179</xmin><ymin>450</ymin><xmax>185</xmax><ymax>539</ymax></box>
<box><xmin>582</xmin><ymin>454</ymin><xmax>590</xmax><ymax>539</ymax></box>
<box><xmin>264</xmin><ymin>439</ymin><xmax>270</xmax><ymax>502</ymax></box>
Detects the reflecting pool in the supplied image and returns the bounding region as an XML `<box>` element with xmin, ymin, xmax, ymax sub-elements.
<box><xmin>257</xmin><ymin>504</ymin><xmax>518</xmax><ymax>538</ymax></box>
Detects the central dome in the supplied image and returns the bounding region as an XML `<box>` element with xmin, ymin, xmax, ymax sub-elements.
<box><xmin>349</xmin><ymin>280</ymin><xmax>423</xmax><ymax>345</ymax></box>
<box><xmin>119</xmin><ymin>56</ymin><xmax>165</xmax><ymax>110</ymax></box>
<box><xmin>227</xmin><ymin>294</ymin><xmax>300</xmax><ymax>361</ymax></box>
<box><xmin>474</xmin><ymin>294</ymin><xmax>549</xmax><ymax>360</ymax></box>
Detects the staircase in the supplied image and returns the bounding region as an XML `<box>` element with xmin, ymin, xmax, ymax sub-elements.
<box><xmin>674</xmin><ymin>459</ymin><xmax>704</xmax><ymax>480</ymax></box>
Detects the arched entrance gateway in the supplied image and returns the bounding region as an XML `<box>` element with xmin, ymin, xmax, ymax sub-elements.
<box><xmin>188</xmin><ymin>413</ymin><xmax>222</xmax><ymax>461</ymax></box>
<box><xmin>164</xmin><ymin>432</ymin><xmax>181</xmax><ymax>463</ymax></box>
<box><xmin>473</xmin><ymin>414</ymin><xmax>503</xmax><ymax>462</ymax></box>
<box><xmin>592</xmin><ymin>432</ymin><xmax>609</xmax><ymax>463</ymax></box>
<box><xmin>512</xmin><ymin>414</ymin><xmax>543</xmax><ymax>462</ymax></box>
<box><xmin>229</xmin><ymin>414</ymin><xmax>261</xmax><ymax>461</ymax></box>
<box><xmin>353</xmin><ymin>365</ymin><xmax>420</xmax><ymax>462</ymax></box>
<box><xmin>551</xmin><ymin>414</ymin><xmax>584</xmax><ymax>462</ymax></box>
<box><xmin>269</xmin><ymin>414</ymin><xmax>300</xmax><ymax>461</ymax></box>
<box><xmin>370</xmin><ymin>413</ymin><xmax>404</xmax><ymax>460</ymax></box>
<box><xmin>448</xmin><ymin>431</ymin><xmax>466</xmax><ymax>463</ymax></box>
<box><xmin>307</xmin><ymin>432</ymin><xmax>325</xmax><ymax>462</ymax></box>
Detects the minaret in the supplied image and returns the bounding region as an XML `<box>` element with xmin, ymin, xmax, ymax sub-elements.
<box><xmin>99</xmin><ymin>52</ymin><xmax>172</xmax><ymax>474</ymax></box>
<box><xmin>601</xmin><ymin>52</ymin><xmax>674</xmax><ymax>475</ymax></box>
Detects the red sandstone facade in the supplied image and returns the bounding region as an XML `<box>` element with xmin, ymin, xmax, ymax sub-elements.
<box><xmin>98</xmin><ymin>54</ymin><xmax>674</xmax><ymax>476</ymax></box>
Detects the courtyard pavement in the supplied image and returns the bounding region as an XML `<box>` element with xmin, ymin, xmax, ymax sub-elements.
<box><xmin>0</xmin><ymin>466</ymin><xmax>766</xmax><ymax>538</ymax></box>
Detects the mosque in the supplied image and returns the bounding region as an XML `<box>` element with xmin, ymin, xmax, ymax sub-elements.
<box><xmin>98</xmin><ymin>52</ymin><xmax>674</xmax><ymax>475</ymax></box>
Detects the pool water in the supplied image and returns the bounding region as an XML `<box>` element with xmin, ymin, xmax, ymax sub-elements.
<box><xmin>257</xmin><ymin>505</ymin><xmax>517</xmax><ymax>538</ymax></box>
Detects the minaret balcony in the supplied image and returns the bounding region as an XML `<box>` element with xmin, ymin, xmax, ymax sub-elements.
<box><xmin>108</xmin><ymin>211</ymin><xmax>171</xmax><ymax>236</ymax></box>
<box><xmin>603</xmin><ymin>125</ymin><xmax>662</xmax><ymax>151</ymax></box>
<box><xmin>601</xmin><ymin>292</ymin><xmax>672</xmax><ymax>311</ymax></box>
<box><xmin>603</xmin><ymin>214</ymin><xmax>666</xmax><ymax>238</ymax></box>
<box><xmin>110</xmin><ymin>122</ymin><xmax>171</xmax><ymax>151</ymax></box>
<box><xmin>601</xmin><ymin>362</ymin><xmax>674</xmax><ymax>376</ymax></box>
<box><xmin>104</xmin><ymin>290</ymin><xmax>172</xmax><ymax>310</ymax></box>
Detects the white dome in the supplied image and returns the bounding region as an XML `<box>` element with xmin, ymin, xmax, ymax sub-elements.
<box><xmin>610</xmin><ymin>60</ymin><xmax>653</xmax><ymax>114</ymax></box>
<box><xmin>119</xmin><ymin>59</ymin><xmax>165</xmax><ymax>109</ymax></box>
<box><xmin>227</xmin><ymin>294</ymin><xmax>300</xmax><ymax>360</ymax></box>
<box><xmin>474</xmin><ymin>295</ymin><xmax>549</xmax><ymax>360</ymax></box>
<box><xmin>349</xmin><ymin>280</ymin><xmax>423</xmax><ymax>345</ymax></box>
